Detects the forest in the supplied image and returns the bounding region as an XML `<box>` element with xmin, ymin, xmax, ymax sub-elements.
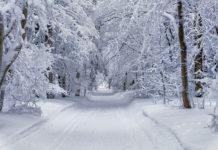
<box><xmin>0</xmin><ymin>0</ymin><xmax>218</xmax><ymax>150</ymax></box>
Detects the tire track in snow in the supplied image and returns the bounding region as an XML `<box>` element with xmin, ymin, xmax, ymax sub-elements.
<box><xmin>47</xmin><ymin>109</ymin><xmax>96</xmax><ymax>150</ymax></box>
<box><xmin>18</xmin><ymin>103</ymin><xmax>76</xmax><ymax>138</ymax></box>
<box><xmin>142</xmin><ymin>111</ymin><xmax>187</xmax><ymax>150</ymax></box>
<box><xmin>116</xmin><ymin>109</ymin><xmax>139</xmax><ymax>149</ymax></box>
<box><xmin>116</xmin><ymin>108</ymin><xmax>156</xmax><ymax>150</ymax></box>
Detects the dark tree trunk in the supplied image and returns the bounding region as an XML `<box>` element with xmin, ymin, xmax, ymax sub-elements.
<box><xmin>160</xmin><ymin>71</ymin><xmax>166</xmax><ymax>104</ymax></box>
<box><xmin>45</xmin><ymin>24</ymin><xmax>55</xmax><ymax>99</ymax></box>
<box><xmin>48</xmin><ymin>71</ymin><xmax>54</xmax><ymax>83</ymax></box>
<box><xmin>108</xmin><ymin>78</ymin><xmax>112</xmax><ymax>89</ymax></box>
<box><xmin>194</xmin><ymin>49</ymin><xmax>203</xmax><ymax>96</ymax></box>
<box><xmin>75</xmin><ymin>72</ymin><xmax>81</xmax><ymax>96</ymax></box>
<box><xmin>0</xmin><ymin>13</ymin><xmax>4</xmax><ymax>111</ymax></box>
<box><xmin>164</xmin><ymin>22</ymin><xmax>175</xmax><ymax>62</ymax></box>
<box><xmin>177</xmin><ymin>1</ymin><xmax>191</xmax><ymax>108</ymax></box>
<box><xmin>193</xmin><ymin>12</ymin><xmax>204</xmax><ymax>97</ymax></box>
<box><xmin>21</xmin><ymin>3</ymin><xmax>28</xmax><ymax>41</ymax></box>
<box><xmin>123</xmin><ymin>72</ymin><xmax>127</xmax><ymax>91</ymax></box>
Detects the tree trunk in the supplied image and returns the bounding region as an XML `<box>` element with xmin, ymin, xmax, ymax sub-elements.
<box><xmin>123</xmin><ymin>72</ymin><xmax>127</xmax><ymax>91</ymax></box>
<box><xmin>177</xmin><ymin>1</ymin><xmax>191</xmax><ymax>108</ymax></box>
<box><xmin>21</xmin><ymin>3</ymin><xmax>28</xmax><ymax>41</ymax></box>
<box><xmin>45</xmin><ymin>24</ymin><xmax>55</xmax><ymax>99</ymax></box>
<box><xmin>193</xmin><ymin>12</ymin><xmax>204</xmax><ymax>97</ymax></box>
<box><xmin>164</xmin><ymin>22</ymin><xmax>174</xmax><ymax>62</ymax></box>
<box><xmin>0</xmin><ymin>13</ymin><xmax>4</xmax><ymax>111</ymax></box>
<box><xmin>75</xmin><ymin>72</ymin><xmax>81</xmax><ymax>96</ymax></box>
<box><xmin>108</xmin><ymin>78</ymin><xmax>112</xmax><ymax>89</ymax></box>
<box><xmin>160</xmin><ymin>71</ymin><xmax>166</xmax><ymax>104</ymax></box>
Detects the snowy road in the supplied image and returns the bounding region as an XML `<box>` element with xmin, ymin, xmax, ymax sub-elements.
<box><xmin>0</xmin><ymin>92</ymin><xmax>185</xmax><ymax>150</ymax></box>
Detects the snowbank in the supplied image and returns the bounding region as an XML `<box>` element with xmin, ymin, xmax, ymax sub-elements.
<box><xmin>0</xmin><ymin>98</ymin><xmax>75</xmax><ymax>148</ymax></box>
<box><xmin>143</xmin><ymin>104</ymin><xmax>218</xmax><ymax>150</ymax></box>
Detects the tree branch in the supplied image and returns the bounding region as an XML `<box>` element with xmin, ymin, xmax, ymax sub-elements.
<box><xmin>0</xmin><ymin>44</ymin><xmax>22</xmax><ymax>87</ymax></box>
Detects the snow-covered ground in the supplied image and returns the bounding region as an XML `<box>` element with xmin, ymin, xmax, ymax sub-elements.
<box><xmin>141</xmin><ymin>102</ymin><xmax>218</xmax><ymax>150</ymax></box>
<box><xmin>0</xmin><ymin>92</ymin><xmax>218</xmax><ymax>150</ymax></box>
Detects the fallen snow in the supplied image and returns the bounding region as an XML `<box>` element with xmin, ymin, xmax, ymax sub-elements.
<box><xmin>0</xmin><ymin>92</ymin><xmax>217</xmax><ymax>150</ymax></box>
<box><xmin>141</xmin><ymin>103</ymin><xmax>218</xmax><ymax>150</ymax></box>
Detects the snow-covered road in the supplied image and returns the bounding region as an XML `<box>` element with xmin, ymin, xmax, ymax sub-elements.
<box><xmin>0</xmin><ymin>92</ymin><xmax>185</xmax><ymax>150</ymax></box>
